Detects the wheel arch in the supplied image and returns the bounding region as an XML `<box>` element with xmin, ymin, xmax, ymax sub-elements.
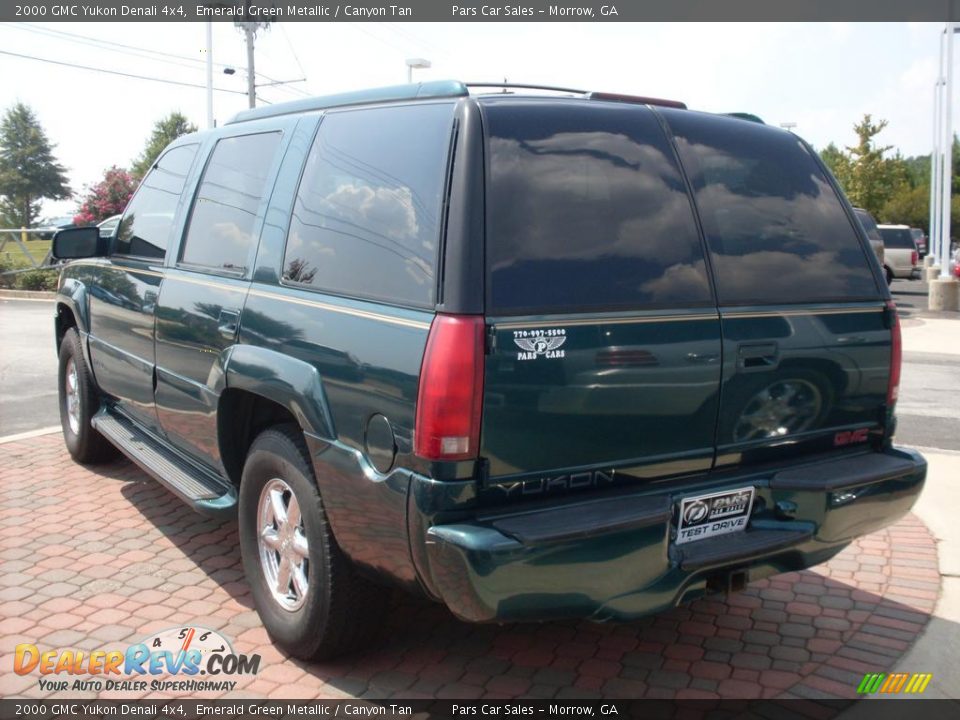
<box><xmin>218</xmin><ymin>345</ymin><xmax>337</xmax><ymax>487</ymax></box>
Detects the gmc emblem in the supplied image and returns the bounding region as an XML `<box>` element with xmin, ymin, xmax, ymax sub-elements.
<box><xmin>834</xmin><ymin>428</ymin><xmax>869</xmax><ymax>446</ymax></box>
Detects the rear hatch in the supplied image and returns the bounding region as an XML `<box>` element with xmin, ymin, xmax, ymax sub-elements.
<box><xmin>661</xmin><ymin>109</ymin><xmax>892</xmax><ymax>471</ymax></box>
<box><xmin>477</xmin><ymin>99</ymin><xmax>893</xmax><ymax>493</ymax></box>
<box><xmin>478</xmin><ymin>99</ymin><xmax>723</xmax><ymax>488</ymax></box>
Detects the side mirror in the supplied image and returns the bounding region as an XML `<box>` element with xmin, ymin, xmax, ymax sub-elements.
<box><xmin>52</xmin><ymin>226</ymin><xmax>103</xmax><ymax>260</ymax></box>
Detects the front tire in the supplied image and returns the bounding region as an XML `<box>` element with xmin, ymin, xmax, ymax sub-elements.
<box><xmin>238</xmin><ymin>425</ymin><xmax>387</xmax><ymax>660</ymax></box>
<box><xmin>58</xmin><ymin>328</ymin><xmax>116</xmax><ymax>463</ymax></box>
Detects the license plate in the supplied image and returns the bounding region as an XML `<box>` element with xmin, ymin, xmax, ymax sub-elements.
<box><xmin>676</xmin><ymin>486</ymin><xmax>755</xmax><ymax>545</ymax></box>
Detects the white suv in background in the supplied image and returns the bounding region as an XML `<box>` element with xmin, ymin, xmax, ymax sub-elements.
<box><xmin>878</xmin><ymin>224</ymin><xmax>920</xmax><ymax>284</ymax></box>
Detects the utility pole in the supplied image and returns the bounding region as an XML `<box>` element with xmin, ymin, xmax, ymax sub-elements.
<box><xmin>235</xmin><ymin>1</ymin><xmax>270</xmax><ymax>109</ymax></box>
<box><xmin>205</xmin><ymin>22</ymin><xmax>214</xmax><ymax>127</ymax></box>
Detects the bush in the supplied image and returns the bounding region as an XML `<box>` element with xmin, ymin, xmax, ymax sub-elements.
<box><xmin>0</xmin><ymin>258</ymin><xmax>13</xmax><ymax>289</ymax></box>
<box><xmin>14</xmin><ymin>268</ymin><xmax>59</xmax><ymax>291</ymax></box>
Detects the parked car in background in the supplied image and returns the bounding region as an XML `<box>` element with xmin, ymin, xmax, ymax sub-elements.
<box><xmin>910</xmin><ymin>228</ymin><xmax>928</xmax><ymax>257</ymax></box>
<box><xmin>852</xmin><ymin>207</ymin><xmax>885</xmax><ymax>269</ymax></box>
<box><xmin>35</xmin><ymin>215</ymin><xmax>76</xmax><ymax>240</ymax></box>
<box><xmin>878</xmin><ymin>224</ymin><xmax>920</xmax><ymax>284</ymax></box>
<box><xmin>50</xmin><ymin>81</ymin><xmax>925</xmax><ymax>660</ymax></box>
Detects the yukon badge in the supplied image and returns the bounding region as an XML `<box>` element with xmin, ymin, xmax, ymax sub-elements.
<box><xmin>513</xmin><ymin>328</ymin><xmax>567</xmax><ymax>360</ymax></box>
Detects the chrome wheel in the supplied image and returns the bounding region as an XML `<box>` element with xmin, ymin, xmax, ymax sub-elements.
<box><xmin>64</xmin><ymin>357</ymin><xmax>81</xmax><ymax>435</ymax></box>
<box><xmin>257</xmin><ymin>478</ymin><xmax>309</xmax><ymax>611</ymax></box>
<box><xmin>733</xmin><ymin>378</ymin><xmax>823</xmax><ymax>442</ymax></box>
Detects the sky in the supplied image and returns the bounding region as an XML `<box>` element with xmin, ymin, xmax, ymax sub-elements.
<box><xmin>0</xmin><ymin>20</ymin><xmax>954</xmax><ymax>220</ymax></box>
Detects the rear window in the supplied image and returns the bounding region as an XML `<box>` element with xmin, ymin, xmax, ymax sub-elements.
<box><xmin>854</xmin><ymin>209</ymin><xmax>883</xmax><ymax>243</ymax></box>
<box><xmin>483</xmin><ymin>100</ymin><xmax>712</xmax><ymax>315</ymax></box>
<box><xmin>662</xmin><ymin>110</ymin><xmax>880</xmax><ymax>305</ymax></box>
<box><xmin>880</xmin><ymin>227</ymin><xmax>916</xmax><ymax>249</ymax></box>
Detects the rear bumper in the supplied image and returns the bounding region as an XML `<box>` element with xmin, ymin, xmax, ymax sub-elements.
<box><xmin>415</xmin><ymin>448</ymin><xmax>926</xmax><ymax>623</ymax></box>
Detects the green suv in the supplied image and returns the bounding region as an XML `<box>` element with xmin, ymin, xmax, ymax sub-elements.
<box><xmin>51</xmin><ymin>81</ymin><xmax>926</xmax><ymax>659</ymax></box>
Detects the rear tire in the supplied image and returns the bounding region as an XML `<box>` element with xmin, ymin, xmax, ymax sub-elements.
<box><xmin>57</xmin><ymin>328</ymin><xmax>116</xmax><ymax>464</ymax></box>
<box><xmin>238</xmin><ymin>425</ymin><xmax>387</xmax><ymax>660</ymax></box>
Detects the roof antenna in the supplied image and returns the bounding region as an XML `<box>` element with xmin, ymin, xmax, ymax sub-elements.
<box><xmin>502</xmin><ymin>77</ymin><xmax>508</xmax><ymax>94</ymax></box>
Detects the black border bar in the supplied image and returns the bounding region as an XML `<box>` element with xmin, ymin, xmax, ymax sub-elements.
<box><xmin>1</xmin><ymin>1</ymin><xmax>959</xmax><ymax>23</ymax></box>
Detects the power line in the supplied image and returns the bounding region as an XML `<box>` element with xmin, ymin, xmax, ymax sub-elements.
<box><xmin>0</xmin><ymin>49</ymin><xmax>248</xmax><ymax>96</ymax></box>
<box><xmin>8</xmin><ymin>22</ymin><xmax>301</xmax><ymax>91</ymax></box>
<box><xmin>12</xmin><ymin>22</ymin><xmax>235</xmax><ymax>71</ymax></box>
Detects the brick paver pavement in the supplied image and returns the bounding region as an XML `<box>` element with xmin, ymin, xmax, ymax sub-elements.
<box><xmin>0</xmin><ymin>434</ymin><xmax>940</xmax><ymax>701</ymax></box>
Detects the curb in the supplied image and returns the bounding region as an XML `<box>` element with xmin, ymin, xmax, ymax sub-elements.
<box><xmin>0</xmin><ymin>425</ymin><xmax>60</xmax><ymax>444</ymax></box>
<box><xmin>0</xmin><ymin>289</ymin><xmax>56</xmax><ymax>300</ymax></box>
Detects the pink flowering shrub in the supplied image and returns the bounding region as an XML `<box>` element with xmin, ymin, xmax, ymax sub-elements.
<box><xmin>73</xmin><ymin>166</ymin><xmax>137</xmax><ymax>225</ymax></box>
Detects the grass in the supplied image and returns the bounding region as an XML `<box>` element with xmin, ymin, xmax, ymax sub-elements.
<box><xmin>0</xmin><ymin>236</ymin><xmax>52</xmax><ymax>268</ymax></box>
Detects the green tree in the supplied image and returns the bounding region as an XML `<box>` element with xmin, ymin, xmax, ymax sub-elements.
<box><xmin>130</xmin><ymin>112</ymin><xmax>197</xmax><ymax>180</ymax></box>
<box><xmin>819</xmin><ymin>142</ymin><xmax>848</xmax><ymax>180</ymax></box>
<box><xmin>0</xmin><ymin>102</ymin><xmax>71</xmax><ymax>228</ymax></box>
<box><xmin>829</xmin><ymin>115</ymin><xmax>909</xmax><ymax>217</ymax></box>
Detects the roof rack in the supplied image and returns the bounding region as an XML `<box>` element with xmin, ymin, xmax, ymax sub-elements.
<box><xmin>465</xmin><ymin>82</ymin><xmax>589</xmax><ymax>95</ymax></box>
<box><xmin>466</xmin><ymin>83</ymin><xmax>687</xmax><ymax>109</ymax></box>
<box><xmin>226</xmin><ymin>80</ymin><xmax>469</xmax><ymax>125</ymax></box>
<box><xmin>225</xmin><ymin>79</ymin><xmax>689</xmax><ymax>125</ymax></box>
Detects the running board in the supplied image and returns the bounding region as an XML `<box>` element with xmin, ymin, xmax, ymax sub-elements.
<box><xmin>92</xmin><ymin>410</ymin><xmax>237</xmax><ymax>518</ymax></box>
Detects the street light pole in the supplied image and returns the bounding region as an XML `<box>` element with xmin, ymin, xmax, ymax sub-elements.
<box><xmin>405</xmin><ymin>58</ymin><xmax>431</xmax><ymax>84</ymax></box>
<box><xmin>940</xmin><ymin>22</ymin><xmax>955</xmax><ymax>280</ymax></box>
<box><xmin>931</xmin><ymin>79</ymin><xmax>942</xmax><ymax>265</ymax></box>
<box><xmin>205</xmin><ymin>22</ymin><xmax>214</xmax><ymax>128</ymax></box>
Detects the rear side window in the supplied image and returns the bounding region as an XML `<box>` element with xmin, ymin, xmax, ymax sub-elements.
<box><xmin>115</xmin><ymin>144</ymin><xmax>198</xmax><ymax>259</ymax></box>
<box><xmin>181</xmin><ymin>132</ymin><xmax>282</xmax><ymax>272</ymax></box>
<box><xmin>879</xmin><ymin>227</ymin><xmax>916</xmax><ymax>249</ymax></box>
<box><xmin>663</xmin><ymin>110</ymin><xmax>880</xmax><ymax>305</ymax></box>
<box><xmin>282</xmin><ymin>103</ymin><xmax>454</xmax><ymax>307</ymax></box>
<box><xmin>484</xmin><ymin>100</ymin><xmax>712</xmax><ymax>315</ymax></box>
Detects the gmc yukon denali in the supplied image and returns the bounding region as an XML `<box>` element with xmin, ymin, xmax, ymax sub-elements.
<box><xmin>50</xmin><ymin>81</ymin><xmax>926</xmax><ymax>659</ymax></box>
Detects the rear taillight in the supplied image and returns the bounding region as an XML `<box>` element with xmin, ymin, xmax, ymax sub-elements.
<box><xmin>912</xmin><ymin>250</ymin><xmax>919</xmax><ymax>266</ymax></box>
<box><xmin>414</xmin><ymin>314</ymin><xmax>485</xmax><ymax>461</ymax></box>
<box><xmin>887</xmin><ymin>301</ymin><xmax>902</xmax><ymax>407</ymax></box>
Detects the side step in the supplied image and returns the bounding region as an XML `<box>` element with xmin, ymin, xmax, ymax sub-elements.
<box><xmin>676</xmin><ymin>528</ymin><xmax>813</xmax><ymax>571</ymax></box>
<box><xmin>92</xmin><ymin>410</ymin><xmax>237</xmax><ymax>518</ymax></box>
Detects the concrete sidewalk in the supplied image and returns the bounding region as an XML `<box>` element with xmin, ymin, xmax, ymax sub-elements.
<box><xmin>860</xmin><ymin>318</ymin><xmax>960</xmax><ymax>703</ymax></box>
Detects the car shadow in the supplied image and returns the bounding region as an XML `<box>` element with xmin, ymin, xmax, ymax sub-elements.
<box><xmin>113</xmin><ymin>459</ymin><xmax>939</xmax><ymax>706</ymax></box>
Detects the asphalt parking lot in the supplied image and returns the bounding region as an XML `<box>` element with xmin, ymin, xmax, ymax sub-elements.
<box><xmin>0</xmin><ymin>286</ymin><xmax>956</xmax><ymax>703</ymax></box>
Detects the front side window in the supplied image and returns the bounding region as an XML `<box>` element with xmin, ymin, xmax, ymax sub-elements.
<box><xmin>180</xmin><ymin>132</ymin><xmax>282</xmax><ymax>272</ymax></box>
<box><xmin>483</xmin><ymin>100</ymin><xmax>712</xmax><ymax>315</ymax></box>
<box><xmin>115</xmin><ymin>144</ymin><xmax>198</xmax><ymax>259</ymax></box>
<box><xmin>663</xmin><ymin>110</ymin><xmax>880</xmax><ymax>305</ymax></box>
<box><xmin>282</xmin><ymin>103</ymin><xmax>454</xmax><ymax>307</ymax></box>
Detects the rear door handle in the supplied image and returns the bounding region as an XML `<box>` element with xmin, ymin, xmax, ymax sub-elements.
<box><xmin>737</xmin><ymin>342</ymin><xmax>779</xmax><ymax>371</ymax></box>
<box><xmin>218</xmin><ymin>309</ymin><xmax>241</xmax><ymax>340</ymax></box>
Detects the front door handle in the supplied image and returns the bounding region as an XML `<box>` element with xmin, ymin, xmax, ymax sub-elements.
<box><xmin>737</xmin><ymin>342</ymin><xmax>779</xmax><ymax>371</ymax></box>
<box><xmin>218</xmin><ymin>309</ymin><xmax>240</xmax><ymax>340</ymax></box>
